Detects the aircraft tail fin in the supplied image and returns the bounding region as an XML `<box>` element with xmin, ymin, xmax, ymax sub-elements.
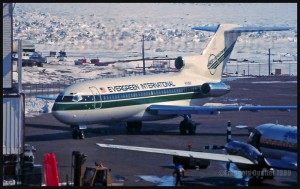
<box><xmin>182</xmin><ymin>24</ymin><xmax>292</xmax><ymax>81</ymax></box>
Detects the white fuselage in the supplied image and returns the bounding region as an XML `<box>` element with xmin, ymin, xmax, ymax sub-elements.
<box><xmin>51</xmin><ymin>24</ymin><xmax>246</xmax><ymax>126</ymax></box>
<box><xmin>256</xmin><ymin>124</ymin><xmax>297</xmax><ymax>165</ymax></box>
<box><xmin>52</xmin><ymin>72</ymin><xmax>219</xmax><ymax>125</ymax></box>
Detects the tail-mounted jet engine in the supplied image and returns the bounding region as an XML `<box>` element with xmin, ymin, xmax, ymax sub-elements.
<box><xmin>175</xmin><ymin>56</ymin><xmax>185</xmax><ymax>70</ymax></box>
<box><xmin>201</xmin><ymin>82</ymin><xmax>231</xmax><ymax>97</ymax></box>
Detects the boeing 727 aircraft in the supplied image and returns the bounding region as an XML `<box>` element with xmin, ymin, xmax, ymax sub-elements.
<box><xmin>41</xmin><ymin>24</ymin><xmax>296</xmax><ymax>139</ymax></box>
<box><xmin>97</xmin><ymin>123</ymin><xmax>297</xmax><ymax>185</ymax></box>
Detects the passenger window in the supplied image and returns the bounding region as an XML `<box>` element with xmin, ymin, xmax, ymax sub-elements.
<box><xmin>87</xmin><ymin>95</ymin><xmax>94</xmax><ymax>101</ymax></box>
<box><xmin>95</xmin><ymin>95</ymin><xmax>101</xmax><ymax>101</ymax></box>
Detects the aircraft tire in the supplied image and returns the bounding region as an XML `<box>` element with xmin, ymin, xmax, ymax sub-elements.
<box><xmin>126</xmin><ymin>122</ymin><xmax>135</xmax><ymax>133</ymax></box>
<box><xmin>126</xmin><ymin>122</ymin><xmax>142</xmax><ymax>133</ymax></box>
<box><xmin>179</xmin><ymin>121</ymin><xmax>188</xmax><ymax>134</ymax></box>
<box><xmin>134</xmin><ymin>122</ymin><xmax>142</xmax><ymax>132</ymax></box>
<box><xmin>248</xmin><ymin>178</ymin><xmax>262</xmax><ymax>186</ymax></box>
<box><xmin>78</xmin><ymin>130</ymin><xmax>85</xmax><ymax>139</ymax></box>
<box><xmin>72</xmin><ymin>129</ymin><xmax>78</xmax><ymax>139</ymax></box>
<box><xmin>187</xmin><ymin>122</ymin><xmax>196</xmax><ymax>135</ymax></box>
<box><xmin>126</xmin><ymin>125</ymin><xmax>133</xmax><ymax>132</ymax></box>
<box><xmin>264</xmin><ymin>168</ymin><xmax>274</xmax><ymax>179</ymax></box>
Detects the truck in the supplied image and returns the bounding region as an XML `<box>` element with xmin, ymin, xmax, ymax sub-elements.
<box><xmin>12</xmin><ymin>51</ymin><xmax>46</xmax><ymax>67</ymax></box>
<box><xmin>81</xmin><ymin>165</ymin><xmax>124</xmax><ymax>186</ymax></box>
<box><xmin>72</xmin><ymin>151</ymin><xmax>123</xmax><ymax>187</ymax></box>
<box><xmin>23</xmin><ymin>52</ymin><xmax>46</xmax><ymax>67</ymax></box>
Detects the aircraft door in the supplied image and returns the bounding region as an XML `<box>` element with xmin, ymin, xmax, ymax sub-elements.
<box><xmin>89</xmin><ymin>86</ymin><xmax>102</xmax><ymax>109</ymax></box>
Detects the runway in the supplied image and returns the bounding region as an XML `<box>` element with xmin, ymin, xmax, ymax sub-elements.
<box><xmin>25</xmin><ymin>76</ymin><xmax>297</xmax><ymax>186</ymax></box>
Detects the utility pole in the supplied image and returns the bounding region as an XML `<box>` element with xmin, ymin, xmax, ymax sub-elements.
<box><xmin>142</xmin><ymin>35</ymin><xmax>145</xmax><ymax>75</ymax></box>
<box><xmin>268</xmin><ymin>48</ymin><xmax>271</xmax><ymax>75</ymax></box>
<box><xmin>18</xmin><ymin>39</ymin><xmax>22</xmax><ymax>93</ymax></box>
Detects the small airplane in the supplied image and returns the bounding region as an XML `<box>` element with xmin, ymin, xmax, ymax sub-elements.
<box><xmin>97</xmin><ymin>122</ymin><xmax>297</xmax><ymax>185</ymax></box>
<box><xmin>38</xmin><ymin>24</ymin><xmax>296</xmax><ymax>139</ymax></box>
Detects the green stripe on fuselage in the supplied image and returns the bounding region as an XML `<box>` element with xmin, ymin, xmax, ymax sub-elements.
<box><xmin>52</xmin><ymin>92</ymin><xmax>204</xmax><ymax>111</ymax></box>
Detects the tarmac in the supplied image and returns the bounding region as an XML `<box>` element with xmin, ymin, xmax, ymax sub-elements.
<box><xmin>25</xmin><ymin>76</ymin><xmax>297</xmax><ymax>186</ymax></box>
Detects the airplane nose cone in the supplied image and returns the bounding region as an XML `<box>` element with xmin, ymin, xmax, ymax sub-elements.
<box><xmin>52</xmin><ymin>103</ymin><xmax>79</xmax><ymax>125</ymax></box>
<box><xmin>52</xmin><ymin>103</ymin><xmax>69</xmax><ymax>124</ymax></box>
<box><xmin>52</xmin><ymin>109</ymin><xmax>63</xmax><ymax>122</ymax></box>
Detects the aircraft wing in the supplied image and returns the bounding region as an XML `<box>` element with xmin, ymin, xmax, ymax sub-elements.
<box><xmin>35</xmin><ymin>95</ymin><xmax>57</xmax><ymax>100</ymax></box>
<box><xmin>264</xmin><ymin>158</ymin><xmax>297</xmax><ymax>171</ymax></box>
<box><xmin>147</xmin><ymin>105</ymin><xmax>297</xmax><ymax>115</ymax></box>
<box><xmin>97</xmin><ymin>143</ymin><xmax>254</xmax><ymax>165</ymax></box>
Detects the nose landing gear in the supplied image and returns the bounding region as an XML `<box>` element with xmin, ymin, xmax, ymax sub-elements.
<box><xmin>126</xmin><ymin>121</ymin><xmax>142</xmax><ymax>133</ymax></box>
<box><xmin>71</xmin><ymin>125</ymin><xmax>87</xmax><ymax>139</ymax></box>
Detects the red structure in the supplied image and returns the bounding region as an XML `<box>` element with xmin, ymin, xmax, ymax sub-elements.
<box><xmin>44</xmin><ymin>153</ymin><xmax>60</xmax><ymax>186</ymax></box>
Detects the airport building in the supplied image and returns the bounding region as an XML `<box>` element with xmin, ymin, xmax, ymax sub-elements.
<box><xmin>3</xmin><ymin>3</ymin><xmax>41</xmax><ymax>186</ymax></box>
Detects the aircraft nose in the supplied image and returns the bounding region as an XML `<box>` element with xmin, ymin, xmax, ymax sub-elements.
<box><xmin>224</xmin><ymin>142</ymin><xmax>237</xmax><ymax>154</ymax></box>
<box><xmin>52</xmin><ymin>107</ymin><xmax>63</xmax><ymax>122</ymax></box>
<box><xmin>52</xmin><ymin>103</ymin><xmax>69</xmax><ymax>124</ymax></box>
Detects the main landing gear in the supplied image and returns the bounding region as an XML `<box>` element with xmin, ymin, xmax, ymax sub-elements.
<box><xmin>126</xmin><ymin>121</ymin><xmax>142</xmax><ymax>133</ymax></box>
<box><xmin>125</xmin><ymin>117</ymin><xmax>197</xmax><ymax>135</ymax></box>
<box><xmin>71</xmin><ymin>125</ymin><xmax>87</xmax><ymax>139</ymax></box>
<box><xmin>179</xmin><ymin>115</ymin><xmax>197</xmax><ymax>135</ymax></box>
<box><xmin>246</xmin><ymin>168</ymin><xmax>275</xmax><ymax>186</ymax></box>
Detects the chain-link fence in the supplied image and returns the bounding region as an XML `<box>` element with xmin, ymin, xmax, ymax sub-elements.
<box><xmin>224</xmin><ymin>62</ymin><xmax>297</xmax><ymax>76</ymax></box>
<box><xmin>23</xmin><ymin>61</ymin><xmax>297</xmax><ymax>98</ymax></box>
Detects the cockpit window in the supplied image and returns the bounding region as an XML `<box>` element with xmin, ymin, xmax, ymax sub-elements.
<box><xmin>55</xmin><ymin>93</ymin><xmax>96</xmax><ymax>102</ymax></box>
<box><xmin>72</xmin><ymin>94</ymin><xmax>83</xmax><ymax>102</ymax></box>
<box><xmin>247</xmin><ymin>132</ymin><xmax>254</xmax><ymax>143</ymax></box>
<box><xmin>55</xmin><ymin>95</ymin><xmax>73</xmax><ymax>102</ymax></box>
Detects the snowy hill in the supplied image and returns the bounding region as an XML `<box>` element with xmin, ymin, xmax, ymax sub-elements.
<box><xmin>13</xmin><ymin>3</ymin><xmax>297</xmax><ymax>61</ymax></box>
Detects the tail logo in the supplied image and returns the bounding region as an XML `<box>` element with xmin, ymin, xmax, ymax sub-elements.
<box><xmin>207</xmin><ymin>42</ymin><xmax>236</xmax><ymax>75</ymax></box>
<box><xmin>207</xmin><ymin>49</ymin><xmax>225</xmax><ymax>75</ymax></box>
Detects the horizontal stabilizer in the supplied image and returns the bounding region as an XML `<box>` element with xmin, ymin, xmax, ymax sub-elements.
<box><xmin>97</xmin><ymin>143</ymin><xmax>254</xmax><ymax>165</ymax></box>
<box><xmin>228</xmin><ymin>26</ymin><xmax>293</xmax><ymax>33</ymax></box>
<box><xmin>192</xmin><ymin>25</ymin><xmax>292</xmax><ymax>33</ymax></box>
<box><xmin>192</xmin><ymin>25</ymin><xmax>219</xmax><ymax>32</ymax></box>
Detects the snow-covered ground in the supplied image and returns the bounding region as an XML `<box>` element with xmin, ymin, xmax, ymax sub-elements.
<box><xmin>13</xmin><ymin>3</ymin><xmax>297</xmax><ymax>61</ymax></box>
<box><xmin>12</xmin><ymin>3</ymin><xmax>297</xmax><ymax>116</ymax></box>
